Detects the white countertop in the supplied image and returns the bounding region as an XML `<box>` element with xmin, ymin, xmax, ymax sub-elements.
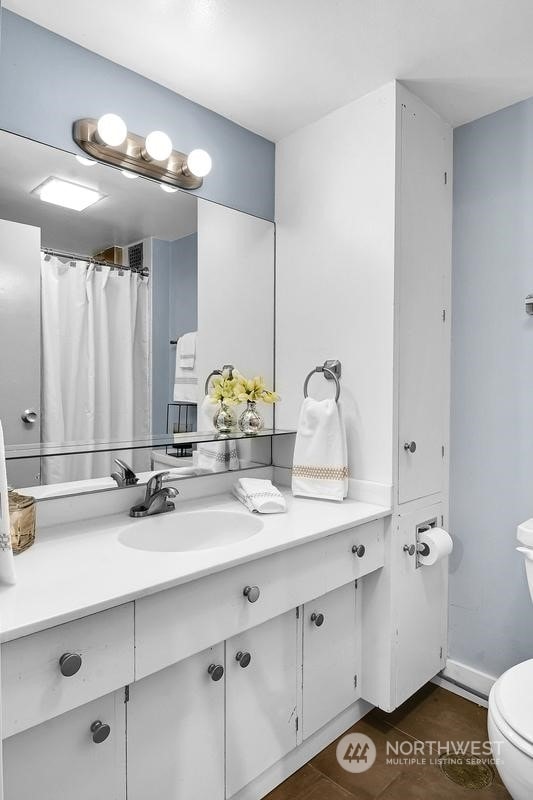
<box><xmin>0</xmin><ymin>490</ymin><xmax>390</xmax><ymax>643</ymax></box>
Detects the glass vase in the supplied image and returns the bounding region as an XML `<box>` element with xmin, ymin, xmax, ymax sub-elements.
<box><xmin>238</xmin><ymin>401</ymin><xmax>264</xmax><ymax>435</ymax></box>
<box><xmin>213</xmin><ymin>401</ymin><xmax>235</xmax><ymax>434</ymax></box>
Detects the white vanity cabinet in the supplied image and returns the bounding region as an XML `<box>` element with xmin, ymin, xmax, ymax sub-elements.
<box><xmin>302</xmin><ymin>582</ymin><xmax>359</xmax><ymax>740</ymax></box>
<box><xmin>225</xmin><ymin>611</ymin><xmax>298</xmax><ymax>796</ymax></box>
<box><xmin>3</xmin><ymin>689</ymin><xmax>126</xmax><ymax>800</ymax></box>
<box><xmin>127</xmin><ymin>643</ymin><xmax>225</xmax><ymax>800</ymax></box>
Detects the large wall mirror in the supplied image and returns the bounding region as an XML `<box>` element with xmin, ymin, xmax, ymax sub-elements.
<box><xmin>0</xmin><ymin>130</ymin><xmax>281</xmax><ymax>494</ymax></box>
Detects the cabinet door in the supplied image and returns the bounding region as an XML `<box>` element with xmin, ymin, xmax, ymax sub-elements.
<box><xmin>226</xmin><ymin>611</ymin><xmax>298</xmax><ymax>797</ymax></box>
<box><xmin>397</xmin><ymin>102</ymin><xmax>451</xmax><ymax>504</ymax></box>
<box><xmin>302</xmin><ymin>582</ymin><xmax>359</xmax><ymax>739</ymax></box>
<box><xmin>127</xmin><ymin>643</ymin><xmax>224</xmax><ymax>800</ymax></box>
<box><xmin>3</xmin><ymin>690</ymin><xmax>125</xmax><ymax>800</ymax></box>
<box><xmin>395</xmin><ymin>504</ymin><xmax>447</xmax><ymax>706</ymax></box>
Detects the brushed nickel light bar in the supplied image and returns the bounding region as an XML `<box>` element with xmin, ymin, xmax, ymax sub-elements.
<box><xmin>73</xmin><ymin>115</ymin><xmax>212</xmax><ymax>190</ymax></box>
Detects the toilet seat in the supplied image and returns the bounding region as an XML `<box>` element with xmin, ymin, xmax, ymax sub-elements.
<box><xmin>490</xmin><ymin>660</ymin><xmax>533</xmax><ymax>756</ymax></box>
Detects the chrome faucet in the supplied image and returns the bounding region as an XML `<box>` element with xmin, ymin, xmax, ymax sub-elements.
<box><xmin>129</xmin><ymin>472</ymin><xmax>179</xmax><ymax>517</ymax></box>
<box><xmin>111</xmin><ymin>458</ymin><xmax>139</xmax><ymax>487</ymax></box>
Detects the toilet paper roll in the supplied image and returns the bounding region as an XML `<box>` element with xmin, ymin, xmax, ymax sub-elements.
<box><xmin>418</xmin><ymin>527</ymin><xmax>453</xmax><ymax>566</ymax></box>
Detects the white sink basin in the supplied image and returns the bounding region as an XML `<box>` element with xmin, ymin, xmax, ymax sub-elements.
<box><xmin>118</xmin><ymin>510</ymin><xmax>263</xmax><ymax>552</ymax></box>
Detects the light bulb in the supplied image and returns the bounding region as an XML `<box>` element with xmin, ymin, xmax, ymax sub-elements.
<box><xmin>186</xmin><ymin>149</ymin><xmax>212</xmax><ymax>177</ymax></box>
<box><xmin>121</xmin><ymin>170</ymin><xmax>138</xmax><ymax>179</ymax></box>
<box><xmin>96</xmin><ymin>113</ymin><xmax>127</xmax><ymax>147</ymax></box>
<box><xmin>144</xmin><ymin>131</ymin><xmax>173</xmax><ymax>162</ymax></box>
<box><xmin>75</xmin><ymin>155</ymin><xmax>96</xmax><ymax>166</ymax></box>
<box><xmin>160</xmin><ymin>183</ymin><xmax>178</xmax><ymax>193</ymax></box>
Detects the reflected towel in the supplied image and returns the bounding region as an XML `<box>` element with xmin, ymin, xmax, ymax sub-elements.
<box><xmin>195</xmin><ymin>396</ymin><xmax>240</xmax><ymax>473</ymax></box>
<box><xmin>177</xmin><ymin>331</ymin><xmax>196</xmax><ymax>368</ymax></box>
<box><xmin>291</xmin><ymin>397</ymin><xmax>348</xmax><ymax>502</ymax></box>
<box><xmin>0</xmin><ymin>421</ymin><xmax>16</xmax><ymax>585</ymax></box>
<box><xmin>174</xmin><ymin>331</ymin><xmax>198</xmax><ymax>402</ymax></box>
<box><xmin>232</xmin><ymin>478</ymin><xmax>286</xmax><ymax>514</ymax></box>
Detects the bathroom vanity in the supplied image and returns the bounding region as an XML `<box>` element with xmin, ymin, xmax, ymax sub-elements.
<box><xmin>0</xmin><ymin>490</ymin><xmax>389</xmax><ymax>800</ymax></box>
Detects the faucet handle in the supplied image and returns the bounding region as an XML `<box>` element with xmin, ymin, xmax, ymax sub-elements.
<box><xmin>144</xmin><ymin>471</ymin><xmax>169</xmax><ymax>501</ymax></box>
<box><xmin>111</xmin><ymin>458</ymin><xmax>138</xmax><ymax>487</ymax></box>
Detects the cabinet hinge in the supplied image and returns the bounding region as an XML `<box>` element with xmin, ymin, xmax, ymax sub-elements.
<box><xmin>442</xmin><ymin>445</ymin><xmax>445</xmax><ymax>458</ymax></box>
<box><xmin>440</xmin><ymin>647</ymin><xmax>443</xmax><ymax>660</ymax></box>
<box><xmin>354</xmin><ymin>579</ymin><xmax>358</xmax><ymax>590</ymax></box>
<box><xmin>295</xmin><ymin>716</ymin><xmax>299</xmax><ymax>732</ymax></box>
<box><xmin>296</xmin><ymin>607</ymin><xmax>300</xmax><ymax>619</ymax></box>
<box><xmin>124</xmin><ymin>685</ymin><xmax>130</xmax><ymax>703</ymax></box>
<box><xmin>354</xmin><ymin>674</ymin><xmax>358</xmax><ymax>689</ymax></box>
<box><xmin>444</xmin><ymin>171</ymin><xmax>448</xmax><ymax>185</ymax></box>
<box><xmin>442</xmin><ymin>308</ymin><xmax>446</xmax><ymax>322</ymax></box>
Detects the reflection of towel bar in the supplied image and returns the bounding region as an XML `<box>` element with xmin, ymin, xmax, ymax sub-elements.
<box><xmin>204</xmin><ymin>364</ymin><xmax>235</xmax><ymax>395</ymax></box>
<box><xmin>170</xmin><ymin>339</ymin><xmax>177</xmax><ymax>345</ymax></box>
<box><xmin>303</xmin><ymin>360</ymin><xmax>342</xmax><ymax>403</ymax></box>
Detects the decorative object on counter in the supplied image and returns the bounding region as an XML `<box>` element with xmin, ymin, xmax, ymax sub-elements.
<box><xmin>234</xmin><ymin>374</ymin><xmax>279</xmax><ymax>434</ymax></box>
<box><xmin>197</xmin><ymin>393</ymin><xmax>240</xmax><ymax>473</ymax></box>
<box><xmin>292</xmin><ymin>362</ymin><xmax>347</xmax><ymax>501</ymax></box>
<box><xmin>232</xmin><ymin>478</ymin><xmax>287</xmax><ymax>514</ymax></box>
<box><xmin>8</xmin><ymin>490</ymin><xmax>36</xmax><ymax>554</ymax></box>
<box><xmin>209</xmin><ymin>369</ymin><xmax>239</xmax><ymax>433</ymax></box>
<box><xmin>0</xmin><ymin>420</ymin><xmax>17</xmax><ymax>584</ymax></box>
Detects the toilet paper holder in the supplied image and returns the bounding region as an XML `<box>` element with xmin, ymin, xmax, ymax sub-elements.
<box><xmin>415</xmin><ymin>518</ymin><xmax>438</xmax><ymax>569</ymax></box>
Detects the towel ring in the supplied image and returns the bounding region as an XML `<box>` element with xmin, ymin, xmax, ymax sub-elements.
<box><xmin>204</xmin><ymin>364</ymin><xmax>235</xmax><ymax>395</ymax></box>
<box><xmin>303</xmin><ymin>360</ymin><xmax>342</xmax><ymax>403</ymax></box>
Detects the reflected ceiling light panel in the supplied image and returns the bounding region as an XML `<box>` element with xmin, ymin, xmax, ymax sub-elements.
<box><xmin>121</xmin><ymin>169</ymin><xmax>139</xmax><ymax>179</ymax></box>
<box><xmin>95</xmin><ymin>113</ymin><xmax>127</xmax><ymax>147</ymax></box>
<box><xmin>143</xmin><ymin>130</ymin><xmax>173</xmax><ymax>162</ymax></box>
<box><xmin>75</xmin><ymin>154</ymin><xmax>96</xmax><ymax>166</ymax></box>
<box><xmin>32</xmin><ymin>177</ymin><xmax>105</xmax><ymax>211</ymax></box>
<box><xmin>160</xmin><ymin>183</ymin><xmax>178</xmax><ymax>193</ymax></box>
<box><xmin>184</xmin><ymin>149</ymin><xmax>212</xmax><ymax>177</ymax></box>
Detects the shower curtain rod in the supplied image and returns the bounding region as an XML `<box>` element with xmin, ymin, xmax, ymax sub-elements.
<box><xmin>41</xmin><ymin>247</ymin><xmax>149</xmax><ymax>277</ymax></box>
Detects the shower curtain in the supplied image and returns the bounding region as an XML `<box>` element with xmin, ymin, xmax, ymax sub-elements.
<box><xmin>40</xmin><ymin>256</ymin><xmax>151</xmax><ymax>484</ymax></box>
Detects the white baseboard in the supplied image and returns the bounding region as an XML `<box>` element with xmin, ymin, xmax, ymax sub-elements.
<box><xmin>432</xmin><ymin>658</ymin><xmax>498</xmax><ymax>707</ymax></box>
<box><xmin>230</xmin><ymin>699</ymin><xmax>372</xmax><ymax>800</ymax></box>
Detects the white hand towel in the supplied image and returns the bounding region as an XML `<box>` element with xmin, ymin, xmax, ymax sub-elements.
<box><xmin>291</xmin><ymin>397</ymin><xmax>348</xmax><ymax>502</ymax></box>
<box><xmin>177</xmin><ymin>331</ymin><xmax>196</xmax><ymax>369</ymax></box>
<box><xmin>173</xmin><ymin>331</ymin><xmax>198</xmax><ymax>402</ymax></box>
<box><xmin>0</xmin><ymin>421</ymin><xmax>16</xmax><ymax>585</ymax></box>
<box><xmin>196</xmin><ymin>395</ymin><xmax>240</xmax><ymax>473</ymax></box>
<box><xmin>232</xmin><ymin>478</ymin><xmax>286</xmax><ymax>514</ymax></box>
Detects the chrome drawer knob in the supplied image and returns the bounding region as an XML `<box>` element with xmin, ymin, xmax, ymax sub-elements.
<box><xmin>208</xmin><ymin>663</ymin><xmax>224</xmax><ymax>681</ymax></box>
<box><xmin>403</xmin><ymin>441</ymin><xmax>417</xmax><ymax>453</ymax></box>
<box><xmin>236</xmin><ymin>651</ymin><xmax>252</xmax><ymax>668</ymax></box>
<box><xmin>90</xmin><ymin>720</ymin><xmax>110</xmax><ymax>744</ymax></box>
<box><xmin>403</xmin><ymin>544</ymin><xmax>416</xmax><ymax>556</ymax></box>
<box><xmin>243</xmin><ymin>585</ymin><xmax>260</xmax><ymax>603</ymax></box>
<box><xmin>21</xmin><ymin>409</ymin><xmax>38</xmax><ymax>424</ymax></box>
<box><xmin>59</xmin><ymin>652</ymin><xmax>82</xmax><ymax>677</ymax></box>
<box><xmin>352</xmin><ymin>544</ymin><xmax>365</xmax><ymax>558</ymax></box>
<box><xmin>310</xmin><ymin>612</ymin><xmax>325</xmax><ymax>627</ymax></box>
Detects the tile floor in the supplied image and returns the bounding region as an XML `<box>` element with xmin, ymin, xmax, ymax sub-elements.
<box><xmin>266</xmin><ymin>684</ymin><xmax>511</xmax><ymax>799</ymax></box>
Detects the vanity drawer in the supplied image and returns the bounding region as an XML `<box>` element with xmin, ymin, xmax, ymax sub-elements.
<box><xmin>135</xmin><ymin>518</ymin><xmax>385</xmax><ymax>678</ymax></box>
<box><xmin>323</xmin><ymin>519</ymin><xmax>385</xmax><ymax>591</ymax></box>
<box><xmin>1</xmin><ymin>603</ymin><xmax>134</xmax><ymax>738</ymax></box>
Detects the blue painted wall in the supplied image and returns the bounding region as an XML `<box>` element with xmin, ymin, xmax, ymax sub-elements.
<box><xmin>0</xmin><ymin>10</ymin><xmax>274</xmax><ymax>221</ymax></box>
<box><xmin>451</xmin><ymin>98</ymin><xmax>533</xmax><ymax>680</ymax></box>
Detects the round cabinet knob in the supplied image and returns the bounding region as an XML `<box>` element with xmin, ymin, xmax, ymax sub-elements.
<box><xmin>352</xmin><ymin>544</ymin><xmax>366</xmax><ymax>558</ymax></box>
<box><xmin>243</xmin><ymin>585</ymin><xmax>260</xmax><ymax>603</ymax></box>
<box><xmin>235</xmin><ymin>651</ymin><xmax>252</xmax><ymax>668</ymax></box>
<box><xmin>310</xmin><ymin>612</ymin><xmax>325</xmax><ymax>627</ymax></box>
<box><xmin>403</xmin><ymin>544</ymin><xmax>416</xmax><ymax>556</ymax></box>
<box><xmin>208</xmin><ymin>663</ymin><xmax>224</xmax><ymax>681</ymax></box>
<box><xmin>21</xmin><ymin>409</ymin><xmax>38</xmax><ymax>424</ymax></box>
<box><xmin>403</xmin><ymin>441</ymin><xmax>417</xmax><ymax>453</ymax></box>
<box><xmin>90</xmin><ymin>720</ymin><xmax>110</xmax><ymax>744</ymax></box>
<box><xmin>59</xmin><ymin>652</ymin><xmax>82</xmax><ymax>677</ymax></box>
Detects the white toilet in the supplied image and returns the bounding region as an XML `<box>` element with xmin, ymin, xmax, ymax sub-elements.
<box><xmin>488</xmin><ymin>519</ymin><xmax>533</xmax><ymax>799</ymax></box>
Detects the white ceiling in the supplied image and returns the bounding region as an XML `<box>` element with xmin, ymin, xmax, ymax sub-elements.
<box><xmin>5</xmin><ymin>0</ymin><xmax>533</xmax><ymax>140</ymax></box>
<box><xmin>0</xmin><ymin>131</ymin><xmax>197</xmax><ymax>254</ymax></box>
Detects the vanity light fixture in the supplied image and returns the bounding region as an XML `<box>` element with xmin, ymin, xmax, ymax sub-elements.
<box><xmin>73</xmin><ymin>117</ymin><xmax>212</xmax><ymax>190</ymax></box>
<box><xmin>32</xmin><ymin>177</ymin><xmax>105</xmax><ymax>211</ymax></box>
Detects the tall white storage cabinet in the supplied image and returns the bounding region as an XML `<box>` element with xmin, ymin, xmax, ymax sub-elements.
<box><xmin>275</xmin><ymin>81</ymin><xmax>452</xmax><ymax>712</ymax></box>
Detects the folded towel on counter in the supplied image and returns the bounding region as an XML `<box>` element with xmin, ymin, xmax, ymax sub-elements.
<box><xmin>291</xmin><ymin>397</ymin><xmax>348</xmax><ymax>502</ymax></box>
<box><xmin>232</xmin><ymin>478</ymin><xmax>286</xmax><ymax>514</ymax></box>
<box><xmin>0</xmin><ymin>420</ymin><xmax>16</xmax><ymax>585</ymax></box>
<box><xmin>195</xmin><ymin>395</ymin><xmax>240</xmax><ymax>473</ymax></box>
<box><xmin>177</xmin><ymin>331</ymin><xmax>196</xmax><ymax>369</ymax></box>
<box><xmin>173</xmin><ymin>331</ymin><xmax>198</xmax><ymax>403</ymax></box>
